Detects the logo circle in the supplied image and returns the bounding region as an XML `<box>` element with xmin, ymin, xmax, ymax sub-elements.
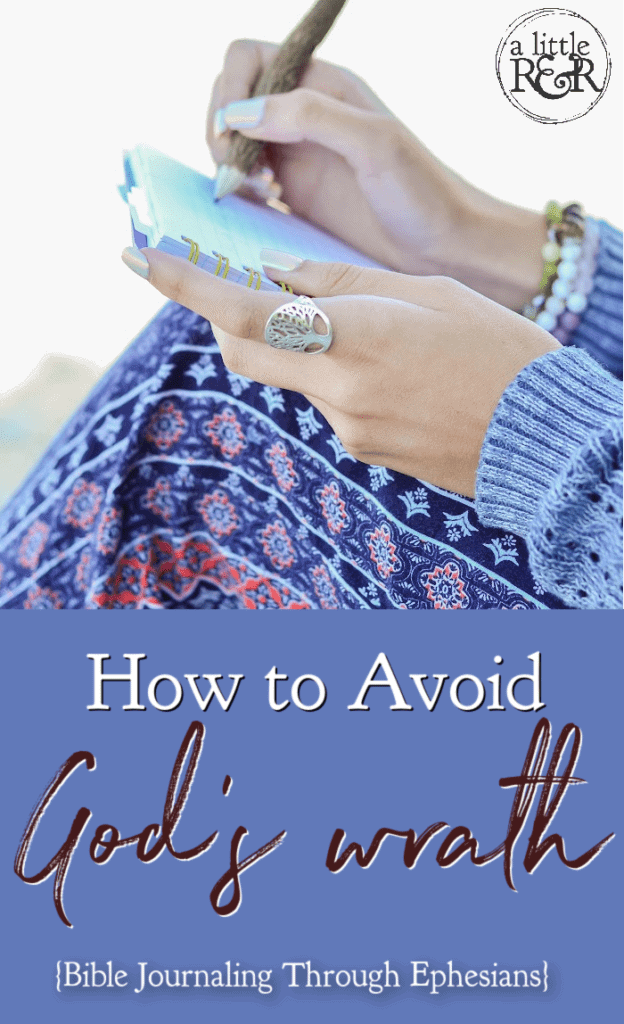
<box><xmin>496</xmin><ymin>8</ymin><xmax>610</xmax><ymax>123</ymax></box>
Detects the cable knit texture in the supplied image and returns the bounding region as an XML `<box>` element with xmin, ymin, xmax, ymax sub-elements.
<box><xmin>477</xmin><ymin>220</ymin><xmax>623</xmax><ymax>609</ymax></box>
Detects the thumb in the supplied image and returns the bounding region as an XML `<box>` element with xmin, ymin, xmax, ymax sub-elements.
<box><xmin>217</xmin><ymin>88</ymin><xmax>396</xmax><ymax>175</ymax></box>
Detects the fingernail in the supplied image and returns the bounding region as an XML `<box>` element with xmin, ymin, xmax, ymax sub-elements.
<box><xmin>213</xmin><ymin>108</ymin><xmax>228</xmax><ymax>138</ymax></box>
<box><xmin>259</xmin><ymin>248</ymin><xmax>303</xmax><ymax>273</ymax></box>
<box><xmin>121</xmin><ymin>246</ymin><xmax>150</xmax><ymax>280</ymax></box>
<box><xmin>221</xmin><ymin>97</ymin><xmax>266</xmax><ymax>129</ymax></box>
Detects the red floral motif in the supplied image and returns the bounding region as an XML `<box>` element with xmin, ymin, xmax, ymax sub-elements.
<box><xmin>232</xmin><ymin>560</ymin><xmax>310</xmax><ymax>609</ymax></box>
<box><xmin>198</xmin><ymin>490</ymin><xmax>239</xmax><ymax>537</ymax></box>
<box><xmin>75</xmin><ymin>550</ymin><xmax>91</xmax><ymax>592</ymax></box>
<box><xmin>238</xmin><ymin>578</ymin><xmax>310</xmax><ymax>610</ymax></box>
<box><xmin>23</xmin><ymin>585</ymin><xmax>63</xmax><ymax>609</ymax></box>
<box><xmin>91</xmin><ymin>531</ymin><xmax>310</xmax><ymax>609</ymax></box>
<box><xmin>311</xmin><ymin>564</ymin><xmax>338</xmax><ymax>609</ymax></box>
<box><xmin>318</xmin><ymin>480</ymin><xmax>348</xmax><ymax>534</ymax></box>
<box><xmin>64</xmin><ymin>479</ymin><xmax>104</xmax><ymax>530</ymax></box>
<box><xmin>144</xmin><ymin>478</ymin><xmax>175</xmax><ymax>521</ymax></box>
<box><xmin>266</xmin><ymin>441</ymin><xmax>297</xmax><ymax>492</ymax></box>
<box><xmin>422</xmin><ymin>561</ymin><xmax>469</xmax><ymax>610</ymax></box>
<box><xmin>260</xmin><ymin>521</ymin><xmax>295</xmax><ymax>569</ymax></box>
<box><xmin>204</xmin><ymin>408</ymin><xmax>245</xmax><ymax>458</ymax></box>
<box><xmin>145</xmin><ymin>400</ymin><xmax>187</xmax><ymax>450</ymax></box>
<box><xmin>18</xmin><ymin>520</ymin><xmax>49</xmax><ymax>570</ymax></box>
<box><xmin>92</xmin><ymin>541</ymin><xmax>156</xmax><ymax>608</ymax></box>
<box><xmin>367</xmin><ymin>523</ymin><xmax>399</xmax><ymax>579</ymax></box>
<box><xmin>150</xmin><ymin>535</ymin><xmax>227</xmax><ymax>599</ymax></box>
<box><xmin>97</xmin><ymin>507</ymin><xmax>122</xmax><ymax>555</ymax></box>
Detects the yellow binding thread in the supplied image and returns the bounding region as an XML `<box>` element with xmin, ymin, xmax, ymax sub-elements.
<box><xmin>243</xmin><ymin>266</ymin><xmax>262</xmax><ymax>290</ymax></box>
<box><xmin>181</xmin><ymin>236</ymin><xmax>200</xmax><ymax>264</ymax></box>
<box><xmin>212</xmin><ymin>251</ymin><xmax>230</xmax><ymax>278</ymax></box>
<box><xmin>280</xmin><ymin>282</ymin><xmax>293</xmax><ymax>293</ymax></box>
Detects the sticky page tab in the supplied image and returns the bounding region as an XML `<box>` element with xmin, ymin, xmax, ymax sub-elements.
<box><xmin>127</xmin><ymin>187</ymin><xmax>153</xmax><ymax>227</ymax></box>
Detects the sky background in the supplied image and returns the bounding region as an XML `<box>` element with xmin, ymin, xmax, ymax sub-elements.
<box><xmin>1</xmin><ymin>0</ymin><xmax>621</xmax><ymax>394</ymax></box>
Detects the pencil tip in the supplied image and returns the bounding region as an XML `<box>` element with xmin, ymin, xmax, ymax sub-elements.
<box><xmin>214</xmin><ymin>165</ymin><xmax>247</xmax><ymax>200</ymax></box>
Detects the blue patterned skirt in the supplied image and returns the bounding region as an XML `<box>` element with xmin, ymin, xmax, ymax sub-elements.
<box><xmin>0</xmin><ymin>304</ymin><xmax>566</xmax><ymax>609</ymax></box>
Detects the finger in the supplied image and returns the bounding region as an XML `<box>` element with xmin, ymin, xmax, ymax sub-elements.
<box><xmin>218</xmin><ymin>40</ymin><xmax>278</xmax><ymax>106</ymax></box>
<box><xmin>143</xmin><ymin>247</ymin><xmax>285</xmax><ymax>339</ymax></box>
<box><xmin>132</xmin><ymin>248</ymin><xmax>337</xmax><ymax>394</ymax></box>
<box><xmin>210</xmin><ymin>323</ymin><xmax>319</xmax><ymax>392</ymax></box>
<box><xmin>134</xmin><ymin>247</ymin><xmax>418</xmax><ymax>398</ymax></box>
<box><xmin>214</xmin><ymin>40</ymin><xmax>386</xmax><ymax>112</ymax></box>
<box><xmin>207</xmin><ymin>41</ymin><xmax>274</xmax><ymax>165</ymax></box>
<box><xmin>207</xmin><ymin>73</ymin><xmax>229</xmax><ymax>165</ymax></box>
<box><xmin>216</xmin><ymin>88</ymin><xmax>399</xmax><ymax>176</ymax></box>
<box><xmin>206</xmin><ymin>38</ymin><xmax>391</xmax><ymax>168</ymax></box>
<box><xmin>209</xmin><ymin>289</ymin><xmax>424</xmax><ymax>406</ymax></box>
<box><xmin>259</xmin><ymin>253</ymin><xmax>447</xmax><ymax>309</ymax></box>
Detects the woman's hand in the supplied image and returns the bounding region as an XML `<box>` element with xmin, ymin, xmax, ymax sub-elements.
<box><xmin>123</xmin><ymin>247</ymin><xmax>559</xmax><ymax>497</ymax></box>
<box><xmin>207</xmin><ymin>40</ymin><xmax>546</xmax><ymax>310</ymax></box>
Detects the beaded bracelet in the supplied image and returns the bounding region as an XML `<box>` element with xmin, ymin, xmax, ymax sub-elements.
<box><xmin>522</xmin><ymin>202</ymin><xmax>598</xmax><ymax>345</ymax></box>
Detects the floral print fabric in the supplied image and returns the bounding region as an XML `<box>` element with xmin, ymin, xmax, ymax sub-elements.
<box><xmin>0</xmin><ymin>304</ymin><xmax>566</xmax><ymax>610</ymax></box>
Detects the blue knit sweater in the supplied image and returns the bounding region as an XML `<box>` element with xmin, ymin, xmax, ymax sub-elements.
<box><xmin>476</xmin><ymin>220</ymin><xmax>623</xmax><ymax>610</ymax></box>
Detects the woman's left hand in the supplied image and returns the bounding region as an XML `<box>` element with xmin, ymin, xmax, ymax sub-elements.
<box><xmin>125</xmin><ymin>247</ymin><xmax>559</xmax><ymax>497</ymax></box>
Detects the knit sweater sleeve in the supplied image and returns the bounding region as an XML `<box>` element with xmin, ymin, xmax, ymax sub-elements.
<box><xmin>476</xmin><ymin>348</ymin><xmax>622</xmax><ymax>608</ymax></box>
<box><xmin>475</xmin><ymin>223</ymin><xmax>623</xmax><ymax>610</ymax></box>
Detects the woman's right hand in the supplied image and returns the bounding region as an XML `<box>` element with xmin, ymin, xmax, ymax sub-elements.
<box><xmin>206</xmin><ymin>39</ymin><xmax>546</xmax><ymax>309</ymax></box>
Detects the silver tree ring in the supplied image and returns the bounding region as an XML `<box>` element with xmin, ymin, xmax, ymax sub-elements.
<box><xmin>264</xmin><ymin>296</ymin><xmax>333</xmax><ymax>354</ymax></box>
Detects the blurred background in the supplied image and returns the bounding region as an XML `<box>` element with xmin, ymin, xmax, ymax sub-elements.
<box><xmin>0</xmin><ymin>0</ymin><xmax>621</xmax><ymax>504</ymax></box>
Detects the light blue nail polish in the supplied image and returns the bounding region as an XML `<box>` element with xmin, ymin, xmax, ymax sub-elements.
<box><xmin>259</xmin><ymin>248</ymin><xmax>303</xmax><ymax>273</ymax></box>
<box><xmin>121</xmin><ymin>246</ymin><xmax>150</xmax><ymax>280</ymax></box>
<box><xmin>222</xmin><ymin>96</ymin><xmax>266</xmax><ymax>129</ymax></box>
<box><xmin>213</xmin><ymin>108</ymin><xmax>227</xmax><ymax>138</ymax></box>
